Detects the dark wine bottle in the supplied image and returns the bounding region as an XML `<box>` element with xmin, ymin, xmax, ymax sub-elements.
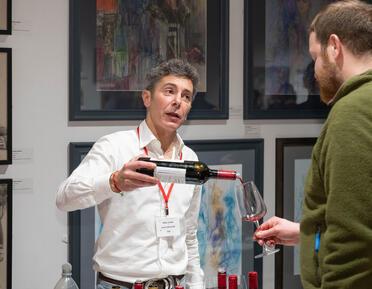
<box><xmin>137</xmin><ymin>157</ymin><xmax>238</xmax><ymax>185</ymax></box>
<box><xmin>248</xmin><ymin>272</ymin><xmax>258</xmax><ymax>289</ymax></box>
<box><xmin>228</xmin><ymin>275</ymin><xmax>238</xmax><ymax>289</ymax></box>
<box><xmin>217</xmin><ymin>267</ymin><xmax>227</xmax><ymax>289</ymax></box>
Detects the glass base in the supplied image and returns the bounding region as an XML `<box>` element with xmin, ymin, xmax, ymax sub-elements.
<box><xmin>254</xmin><ymin>247</ymin><xmax>280</xmax><ymax>259</ymax></box>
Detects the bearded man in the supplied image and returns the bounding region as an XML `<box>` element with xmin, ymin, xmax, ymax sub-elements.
<box><xmin>254</xmin><ymin>1</ymin><xmax>372</xmax><ymax>288</ymax></box>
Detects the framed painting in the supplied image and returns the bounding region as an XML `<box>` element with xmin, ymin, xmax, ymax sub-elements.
<box><xmin>0</xmin><ymin>0</ymin><xmax>11</xmax><ymax>34</ymax></box>
<box><xmin>0</xmin><ymin>48</ymin><xmax>12</xmax><ymax>165</ymax></box>
<box><xmin>186</xmin><ymin>139</ymin><xmax>264</xmax><ymax>289</ymax></box>
<box><xmin>68</xmin><ymin>142</ymin><xmax>96</xmax><ymax>289</ymax></box>
<box><xmin>243</xmin><ymin>0</ymin><xmax>333</xmax><ymax>119</ymax></box>
<box><xmin>69</xmin><ymin>0</ymin><xmax>229</xmax><ymax>121</ymax></box>
<box><xmin>275</xmin><ymin>138</ymin><xmax>317</xmax><ymax>289</ymax></box>
<box><xmin>0</xmin><ymin>179</ymin><xmax>12</xmax><ymax>289</ymax></box>
<box><xmin>68</xmin><ymin>139</ymin><xmax>264</xmax><ymax>289</ymax></box>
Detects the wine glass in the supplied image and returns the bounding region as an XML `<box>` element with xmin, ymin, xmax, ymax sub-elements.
<box><xmin>235</xmin><ymin>181</ymin><xmax>280</xmax><ymax>258</ymax></box>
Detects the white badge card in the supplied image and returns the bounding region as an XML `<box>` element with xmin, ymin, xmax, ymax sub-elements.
<box><xmin>156</xmin><ymin>217</ymin><xmax>181</xmax><ymax>237</ymax></box>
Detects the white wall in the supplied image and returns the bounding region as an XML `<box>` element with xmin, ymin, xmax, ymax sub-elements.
<box><xmin>0</xmin><ymin>0</ymin><xmax>323</xmax><ymax>288</ymax></box>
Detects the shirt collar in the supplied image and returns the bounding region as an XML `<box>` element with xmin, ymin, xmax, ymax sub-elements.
<box><xmin>138</xmin><ymin>120</ymin><xmax>184</xmax><ymax>158</ymax></box>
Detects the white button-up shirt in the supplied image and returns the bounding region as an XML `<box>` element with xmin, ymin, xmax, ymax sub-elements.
<box><xmin>56</xmin><ymin>120</ymin><xmax>204</xmax><ymax>288</ymax></box>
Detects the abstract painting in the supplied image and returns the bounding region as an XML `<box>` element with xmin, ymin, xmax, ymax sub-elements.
<box><xmin>186</xmin><ymin>139</ymin><xmax>264</xmax><ymax>288</ymax></box>
<box><xmin>96</xmin><ymin>0</ymin><xmax>206</xmax><ymax>92</ymax></box>
<box><xmin>198</xmin><ymin>165</ymin><xmax>242</xmax><ymax>288</ymax></box>
<box><xmin>244</xmin><ymin>0</ymin><xmax>333</xmax><ymax>119</ymax></box>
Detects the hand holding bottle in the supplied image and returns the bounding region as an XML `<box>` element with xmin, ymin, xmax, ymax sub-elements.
<box><xmin>254</xmin><ymin>216</ymin><xmax>300</xmax><ymax>246</ymax></box>
<box><xmin>110</xmin><ymin>155</ymin><xmax>158</xmax><ymax>193</ymax></box>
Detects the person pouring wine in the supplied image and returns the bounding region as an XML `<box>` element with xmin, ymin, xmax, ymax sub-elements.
<box><xmin>56</xmin><ymin>59</ymin><xmax>206</xmax><ymax>289</ymax></box>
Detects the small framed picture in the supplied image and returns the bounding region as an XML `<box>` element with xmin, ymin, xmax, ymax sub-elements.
<box><xmin>275</xmin><ymin>138</ymin><xmax>317</xmax><ymax>289</ymax></box>
<box><xmin>0</xmin><ymin>0</ymin><xmax>11</xmax><ymax>34</ymax></box>
<box><xmin>0</xmin><ymin>179</ymin><xmax>12</xmax><ymax>289</ymax></box>
<box><xmin>0</xmin><ymin>48</ymin><xmax>12</xmax><ymax>165</ymax></box>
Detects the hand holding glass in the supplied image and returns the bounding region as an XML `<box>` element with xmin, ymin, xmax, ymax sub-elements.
<box><xmin>235</xmin><ymin>181</ymin><xmax>280</xmax><ymax>258</ymax></box>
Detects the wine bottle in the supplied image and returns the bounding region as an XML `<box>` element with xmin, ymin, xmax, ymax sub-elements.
<box><xmin>217</xmin><ymin>268</ymin><xmax>227</xmax><ymax>289</ymax></box>
<box><xmin>137</xmin><ymin>157</ymin><xmax>238</xmax><ymax>185</ymax></box>
<box><xmin>248</xmin><ymin>272</ymin><xmax>258</xmax><ymax>289</ymax></box>
<box><xmin>228</xmin><ymin>275</ymin><xmax>238</xmax><ymax>289</ymax></box>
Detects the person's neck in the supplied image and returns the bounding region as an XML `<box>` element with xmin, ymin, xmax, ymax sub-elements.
<box><xmin>145</xmin><ymin>118</ymin><xmax>177</xmax><ymax>153</ymax></box>
<box><xmin>342</xmin><ymin>52</ymin><xmax>372</xmax><ymax>81</ymax></box>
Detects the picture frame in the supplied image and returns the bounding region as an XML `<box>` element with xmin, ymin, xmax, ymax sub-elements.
<box><xmin>0</xmin><ymin>0</ymin><xmax>11</xmax><ymax>34</ymax></box>
<box><xmin>186</xmin><ymin>139</ymin><xmax>264</xmax><ymax>288</ymax></box>
<box><xmin>0</xmin><ymin>48</ymin><xmax>12</xmax><ymax>165</ymax></box>
<box><xmin>68</xmin><ymin>139</ymin><xmax>264</xmax><ymax>289</ymax></box>
<box><xmin>68</xmin><ymin>142</ymin><xmax>95</xmax><ymax>289</ymax></box>
<box><xmin>275</xmin><ymin>137</ymin><xmax>317</xmax><ymax>289</ymax></box>
<box><xmin>243</xmin><ymin>0</ymin><xmax>332</xmax><ymax>119</ymax></box>
<box><xmin>69</xmin><ymin>0</ymin><xmax>229</xmax><ymax>121</ymax></box>
<box><xmin>0</xmin><ymin>179</ymin><xmax>12</xmax><ymax>289</ymax></box>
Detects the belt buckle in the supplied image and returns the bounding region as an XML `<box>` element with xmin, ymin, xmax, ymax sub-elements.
<box><xmin>144</xmin><ymin>277</ymin><xmax>173</xmax><ymax>289</ymax></box>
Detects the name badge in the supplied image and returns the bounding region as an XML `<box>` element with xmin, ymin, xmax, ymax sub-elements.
<box><xmin>156</xmin><ymin>217</ymin><xmax>180</xmax><ymax>237</ymax></box>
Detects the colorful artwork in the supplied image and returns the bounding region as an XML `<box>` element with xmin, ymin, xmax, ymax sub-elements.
<box><xmin>265</xmin><ymin>0</ymin><xmax>333</xmax><ymax>104</ymax></box>
<box><xmin>96</xmin><ymin>0</ymin><xmax>207</xmax><ymax>92</ymax></box>
<box><xmin>198</xmin><ymin>164</ymin><xmax>242</xmax><ymax>288</ymax></box>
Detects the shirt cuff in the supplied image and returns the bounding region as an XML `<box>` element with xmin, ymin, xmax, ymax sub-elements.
<box><xmin>93</xmin><ymin>172</ymin><xmax>118</xmax><ymax>203</ymax></box>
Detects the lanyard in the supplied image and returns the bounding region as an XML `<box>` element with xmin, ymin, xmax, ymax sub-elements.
<box><xmin>137</xmin><ymin>127</ymin><xmax>182</xmax><ymax>215</ymax></box>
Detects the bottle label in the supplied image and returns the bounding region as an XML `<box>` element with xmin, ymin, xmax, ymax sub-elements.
<box><xmin>154</xmin><ymin>167</ymin><xmax>186</xmax><ymax>183</ymax></box>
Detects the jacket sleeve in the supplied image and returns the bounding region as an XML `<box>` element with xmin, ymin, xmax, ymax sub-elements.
<box><xmin>320</xmin><ymin>102</ymin><xmax>372</xmax><ymax>288</ymax></box>
<box><xmin>184</xmin><ymin>184</ymin><xmax>204</xmax><ymax>289</ymax></box>
<box><xmin>56</xmin><ymin>136</ymin><xmax>118</xmax><ymax>211</ymax></box>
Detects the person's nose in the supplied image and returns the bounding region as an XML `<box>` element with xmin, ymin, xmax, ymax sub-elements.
<box><xmin>172</xmin><ymin>93</ymin><xmax>182</xmax><ymax>106</ymax></box>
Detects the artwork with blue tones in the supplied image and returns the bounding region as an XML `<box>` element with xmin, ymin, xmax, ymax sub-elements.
<box><xmin>198</xmin><ymin>164</ymin><xmax>242</xmax><ymax>288</ymax></box>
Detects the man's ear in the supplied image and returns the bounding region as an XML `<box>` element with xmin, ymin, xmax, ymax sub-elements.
<box><xmin>142</xmin><ymin>90</ymin><xmax>151</xmax><ymax>108</ymax></box>
<box><xmin>327</xmin><ymin>34</ymin><xmax>342</xmax><ymax>61</ymax></box>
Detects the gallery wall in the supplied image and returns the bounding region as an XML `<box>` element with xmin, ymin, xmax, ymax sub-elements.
<box><xmin>0</xmin><ymin>0</ymin><xmax>323</xmax><ymax>288</ymax></box>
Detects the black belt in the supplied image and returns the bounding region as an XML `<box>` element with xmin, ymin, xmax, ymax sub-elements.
<box><xmin>98</xmin><ymin>272</ymin><xmax>185</xmax><ymax>289</ymax></box>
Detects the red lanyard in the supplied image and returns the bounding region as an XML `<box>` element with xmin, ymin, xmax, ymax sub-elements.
<box><xmin>137</xmin><ymin>127</ymin><xmax>182</xmax><ymax>215</ymax></box>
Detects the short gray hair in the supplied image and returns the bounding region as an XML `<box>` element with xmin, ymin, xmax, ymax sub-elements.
<box><xmin>145</xmin><ymin>59</ymin><xmax>199</xmax><ymax>97</ymax></box>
